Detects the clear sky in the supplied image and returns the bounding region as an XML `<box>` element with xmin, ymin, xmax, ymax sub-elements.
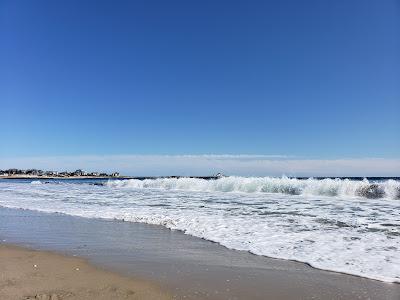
<box><xmin>1</xmin><ymin>1</ymin><xmax>399</xmax><ymax>175</ymax></box>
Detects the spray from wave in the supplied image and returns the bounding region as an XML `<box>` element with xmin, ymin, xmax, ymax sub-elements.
<box><xmin>106</xmin><ymin>177</ymin><xmax>400</xmax><ymax>199</ymax></box>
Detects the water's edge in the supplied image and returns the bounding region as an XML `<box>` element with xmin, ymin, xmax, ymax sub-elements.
<box><xmin>1</xmin><ymin>205</ymin><xmax>399</xmax><ymax>285</ymax></box>
<box><xmin>1</xmin><ymin>177</ymin><xmax>399</xmax><ymax>283</ymax></box>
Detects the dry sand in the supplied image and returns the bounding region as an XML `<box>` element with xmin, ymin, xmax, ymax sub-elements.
<box><xmin>0</xmin><ymin>245</ymin><xmax>170</xmax><ymax>300</ymax></box>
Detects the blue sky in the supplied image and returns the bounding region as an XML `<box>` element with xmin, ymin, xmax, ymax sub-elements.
<box><xmin>1</xmin><ymin>1</ymin><xmax>399</xmax><ymax>175</ymax></box>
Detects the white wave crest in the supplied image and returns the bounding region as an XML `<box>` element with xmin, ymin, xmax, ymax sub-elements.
<box><xmin>106</xmin><ymin>177</ymin><xmax>400</xmax><ymax>199</ymax></box>
<box><xmin>30</xmin><ymin>181</ymin><xmax>42</xmax><ymax>185</ymax></box>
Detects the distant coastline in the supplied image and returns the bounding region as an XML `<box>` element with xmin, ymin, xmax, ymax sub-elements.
<box><xmin>0</xmin><ymin>169</ymin><xmax>225</xmax><ymax>180</ymax></box>
<box><xmin>0</xmin><ymin>174</ymin><xmax>132</xmax><ymax>180</ymax></box>
<box><xmin>0</xmin><ymin>168</ymin><xmax>124</xmax><ymax>180</ymax></box>
<box><xmin>1</xmin><ymin>172</ymin><xmax>399</xmax><ymax>182</ymax></box>
<box><xmin>0</xmin><ymin>174</ymin><xmax>223</xmax><ymax>180</ymax></box>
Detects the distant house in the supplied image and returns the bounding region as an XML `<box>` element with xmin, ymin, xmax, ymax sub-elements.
<box><xmin>45</xmin><ymin>171</ymin><xmax>58</xmax><ymax>176</ymax></box>
<box><xmin>111</xmin><ymin>172</ymin><xmax>120</xmax><ymax>177</ymax></box>
<box><xmin>73</xmin><ymin>169</ymin><xmax>85</xmax><ymax>176</ymax></box>
<box><xmin>26</xmin><ymin>169</ymin><xmax>39</xmax><ymax>175</ymax></box>
<box><xmin>89</xmin><ymin>172</ymin><xmax>99</xmax><ymax>176</ymax></box>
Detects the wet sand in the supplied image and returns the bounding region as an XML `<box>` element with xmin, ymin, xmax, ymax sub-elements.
<box><xmin>0</xmin><ymin>245</ymin><xmax>169</xmax><ymax>300</ymax></box>
<box><xmin>0</xmin><ymin>207</ymin><xmax>399</xmax><ymax>299</ymax></box>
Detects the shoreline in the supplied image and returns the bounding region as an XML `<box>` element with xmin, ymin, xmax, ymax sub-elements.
<box><xmin>3</xmin><ymin>206</ymin><xmax>399</xmax><ymax>286</ymax></box>
<box><xmin>1</xmin><ymin>206</ymin><xmax>399</xmax><ymax>300</ymax></box>
<box><xmin>1</xmin><ymin>175</ymin><xmax>399</xmax><ymax>181</ymax></box>
<box><xmin>0</xmin><ymin>244</ymin><xmax>170</xmax><ymax>300</ymax></box>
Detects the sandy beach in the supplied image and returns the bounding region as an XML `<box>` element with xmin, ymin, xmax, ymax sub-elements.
<box><xmin>3</xmin><ymin>0</ymin><xmax>399</xmax><ymax>298</ymax></box>
<box><xmin>1</xmin><ymin>206</ymin><xmax>399</xmax><ymax>300</ymax></box>
<box><xmin>0</xmin><ymin>245</ymin><xmax>170</xmax><ymax>300</ymax></box>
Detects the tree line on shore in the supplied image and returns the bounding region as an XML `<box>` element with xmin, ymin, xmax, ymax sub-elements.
<box><xmin>0</xmin><ymin>169</ymin><xmax>120</xmax><ymax>177</ymax></box>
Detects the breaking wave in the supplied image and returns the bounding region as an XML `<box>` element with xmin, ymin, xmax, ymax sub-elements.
<box><xmin>106</xmin><ymin>177</ymin><xmax>400</xmax><ymax>200</ymax></box>
<box><xmin>30</xmin><ymin>180</ymin><xmax>42</xmax><ymax>185</ymax></box>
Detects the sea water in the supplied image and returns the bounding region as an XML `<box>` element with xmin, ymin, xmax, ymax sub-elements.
<box><xmin>0</xmin><ymin>177</ymin><xmax>399</xmax><ymax>282</ymax></box>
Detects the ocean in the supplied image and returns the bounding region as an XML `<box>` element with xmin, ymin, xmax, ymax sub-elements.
<box><xmin>0</xmin><ymin>177</ymin><xmax>399</xmax><ymax>283</ymax></box>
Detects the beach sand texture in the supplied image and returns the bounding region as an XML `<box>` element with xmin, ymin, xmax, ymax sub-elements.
<box><xmin>0</xmin><ymin>245</ymin><xmax>170</xmax><ymax>300</ymax></box>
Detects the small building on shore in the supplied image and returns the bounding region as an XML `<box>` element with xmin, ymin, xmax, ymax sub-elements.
<box><xmin>45</xmin><ymin>171</ymin><xmax>58</xmax><ymax>176</ymax></box>
<box><xmin>73</xmin><ymin>169</ymin><xmax>85</xmax><ymax>176</ymax></box>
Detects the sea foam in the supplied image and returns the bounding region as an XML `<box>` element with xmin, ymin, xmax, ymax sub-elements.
<box><xmin>0</xmin><ymin>177</ymin><xmax>399</xmax><ymax>283</ymax></box>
